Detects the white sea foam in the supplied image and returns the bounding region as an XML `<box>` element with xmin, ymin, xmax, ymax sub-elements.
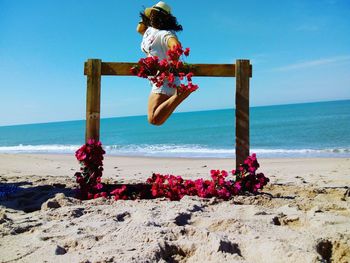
<box><xmin>0</xmin><ymin>144</ymin><xmax>80</xmax><ymax>154</ymax></box>
<box><xmin>0</xmin><ymin>144</ymin><xmax>349</xmax><ymax>158</ymax></box>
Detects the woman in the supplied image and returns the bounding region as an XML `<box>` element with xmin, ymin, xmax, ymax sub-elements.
<box><xmin>136</xmin><ymin>1</ymin><xmax>192</xmax><ymax>126</ymax></box>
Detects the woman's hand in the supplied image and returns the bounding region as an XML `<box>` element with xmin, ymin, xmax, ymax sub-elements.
<box><xmin>136</xmin><ymin>22</ymin><xmax>147</xmax><ymax>35</ymax></box>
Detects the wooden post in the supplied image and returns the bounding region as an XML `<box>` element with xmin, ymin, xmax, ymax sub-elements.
<box><xmin>85</xmin><ymin>59</ymin><xmax>102</xmax><ymax>143</ymax></box>
<box><xmin>235</xmin><ymin>59</ymin><xmax>251</xmax><ymax>168</ymax></box>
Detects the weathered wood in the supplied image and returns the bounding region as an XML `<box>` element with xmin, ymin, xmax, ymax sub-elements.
<box><xmin>190</xmin><ymin>64</ymin><xmax>235</xmax><ymax>77</ymax></box>
<box><xmin>235</xmin><ymin>60</ymin><xmax>251</xmax><ymax>168</ymax></box>
<box><xmin>85</xmin><ymin>59</ymin><xmax>102</xmax><ymax>143</ymax></box>
<box><xmin>84</xmin><ymin>62</ymin><xmax>239</xmax><ymax>77</ymax></box>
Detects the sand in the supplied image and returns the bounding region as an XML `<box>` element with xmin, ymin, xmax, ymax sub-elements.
<box><xmin>0</xmin><ymin>154</ymin><xmax>349</xmax><ymax>263</ymax></box>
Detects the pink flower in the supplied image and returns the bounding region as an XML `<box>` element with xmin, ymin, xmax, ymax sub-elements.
<box><xmin>221</xmin><ymin>170</ymin><xmax>228</xmax><ymax>177</ymax></box>
<box><xmin>95</xmin><ymin>183</ymin><xmax>103</xmax><ymax>190</ymax></box>
<box><xmin>234</xmin><ymin>181</ymin><xmax>242</xmax><ymax>192</ymax></box>
<box><xmin>75</xmin><ymin>144</ymin><xmax>88</xmax><ymax>161</ymax></box>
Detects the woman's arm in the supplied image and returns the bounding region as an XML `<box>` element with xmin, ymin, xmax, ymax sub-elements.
<box><xmin>167</xmin><ymin>37</ymin><xmax>181</xmax><ymax>49</ymax></box>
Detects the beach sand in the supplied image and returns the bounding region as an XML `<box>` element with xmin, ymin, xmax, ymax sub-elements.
<box><xmin>0</xmin><ymin>154</ymin><xmax>349</xmax><ymax>262</ymax></box>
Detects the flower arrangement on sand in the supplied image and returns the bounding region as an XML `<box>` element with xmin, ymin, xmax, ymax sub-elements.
<box><xmin>74</xmin><ymin>140</ymin><xmax>269</xmax><ymax>201</ymax></box>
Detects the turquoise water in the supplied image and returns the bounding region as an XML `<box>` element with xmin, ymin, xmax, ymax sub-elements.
<box><xmin>0</xmin><ymin>100</ymin><xmax>349</xmax><ymax>158</ymax></box>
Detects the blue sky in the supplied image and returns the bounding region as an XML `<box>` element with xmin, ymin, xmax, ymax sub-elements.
<box><xmin>0</xmin><ymin>0</ymin><xmax>349</xmax><ymax>126</ymax></box>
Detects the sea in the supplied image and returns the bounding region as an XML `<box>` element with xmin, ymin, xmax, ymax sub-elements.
<box><xmin>0</xmin><ymin>100</ymin><xmax>349</xmax><ymax>158</ymax></box>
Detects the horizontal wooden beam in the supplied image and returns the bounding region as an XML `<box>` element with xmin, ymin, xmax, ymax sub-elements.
<box><xmin>84</xmin><ymin>61</ymin><xmax>252</xmax><ymax>77</ymax></box>
<box><xmin>191</xmin><ymin>64</ymin><xmax>236</xmax><ymax>77</ymax></box>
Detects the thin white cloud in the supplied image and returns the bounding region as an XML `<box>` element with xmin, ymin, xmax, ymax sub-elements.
<box><xmin>273</xmin><ymin>55</ymin><xmax>350</xmax><ymax>72</ymax></box>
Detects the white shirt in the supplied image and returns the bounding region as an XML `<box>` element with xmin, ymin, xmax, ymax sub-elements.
<box><xmin>141</xmin><ymin>27</ymin><xmax>177</xmax><ymax>60</ymax></box>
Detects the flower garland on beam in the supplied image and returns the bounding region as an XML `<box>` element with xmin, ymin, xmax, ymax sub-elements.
<box><xmin>130</xmin><ymin>44</ymin><xmax>198</xmax><ymax>92</ymax></box>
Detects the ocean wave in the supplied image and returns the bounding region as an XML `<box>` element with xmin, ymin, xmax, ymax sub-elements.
<box><xmin>0</xmin><ymin>144</ymin><xmax>80</xmax><ymax>153</ymax></box>
<box><xmin>0</xmin><ymin>144</ymin><xmax>349</xmax><ymax>158</ymax></box>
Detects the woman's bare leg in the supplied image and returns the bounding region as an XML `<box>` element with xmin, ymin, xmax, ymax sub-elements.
<box><xmin>148</xmin><ymin>90</ymin><xmax>191</xmax><ymax>125</ymax></box>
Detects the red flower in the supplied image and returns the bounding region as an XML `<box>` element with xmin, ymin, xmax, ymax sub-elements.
<box><xmin>175</xmin><ymin>61</ymin><xmax>184</xmax><ymax>69</ymax></box>
<box><xmin>168</xmin><ymin>73</ymin><xmax>175</xmax><ymax>83</ymax></box>
<box><xmin>187</xmin><ymin>82</ymin><xmax>198</xmax><ymax>92</ymax></box>
<box><xmin>184</xmin><ymin>48</ymin><xmax>190</xmax><ymax>56</ymax></box>
<box><xmin>159</xmin><ymin>59</ymin><xmax>168</xmax><ymax>68</ymax></box>
<box><xmin>178</xmin><ymin>72</ymin><xmax>185</xmax><ymax>80</ymax></box>
<box><xmin>75</xmin><ymin>146</ymin><xmax>87</xmax><ymax>161</ymax></box>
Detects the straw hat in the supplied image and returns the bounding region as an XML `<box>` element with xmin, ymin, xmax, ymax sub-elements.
<box><xmin>145</xmin><ymin>1</ymin><xmax>172</xmax><ymax>17</ymax></box>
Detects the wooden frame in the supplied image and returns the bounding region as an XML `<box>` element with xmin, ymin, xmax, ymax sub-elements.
<box><xmin>84</xmin><ymin>59</ymin><xmax>252</xmax><ymax>168</ymax></box>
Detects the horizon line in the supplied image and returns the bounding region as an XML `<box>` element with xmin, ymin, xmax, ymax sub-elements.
<box><xmin>1</xmin><ymin>98</ymin><xmax>349</xmax><ymax>128</ymax></box>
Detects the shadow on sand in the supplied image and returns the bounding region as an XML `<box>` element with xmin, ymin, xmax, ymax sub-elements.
<box><xmin>0</xmin><ymin>181</ymin><xmax>75</xmax><ymax>213</ymax></box>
